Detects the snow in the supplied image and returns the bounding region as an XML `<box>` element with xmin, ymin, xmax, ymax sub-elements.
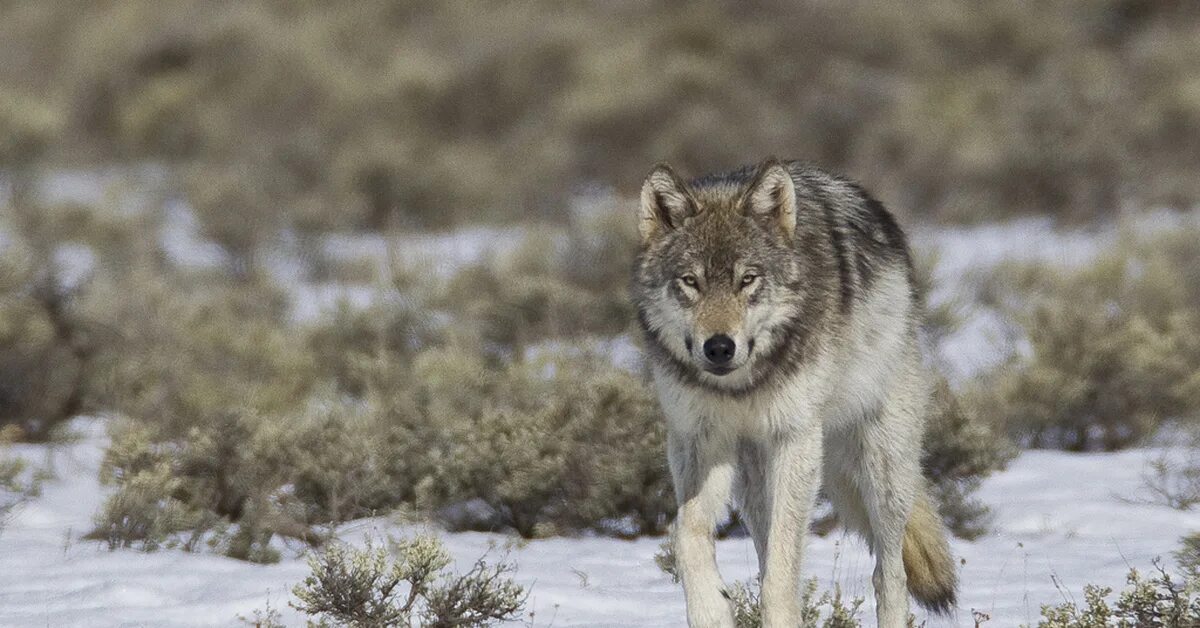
<box><xmin>6</xmin><ymin>174</ymin><xmax>1199</xmax><ymax>625</ymax></box>
<box><xmin>1</xmin><ymin>418</ymin><xmax>1196</xmax><ymax>627</ymax></box>
<box><xmin>322</xmin><ymin>226</ymin><xmax>529</xmax><ymax>279</ymax></box>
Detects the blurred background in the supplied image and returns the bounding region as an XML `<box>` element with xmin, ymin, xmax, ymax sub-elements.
<box><xmin>2</xmin><ymin>1</ymin><xmax>1200</xmax><ymax>626</ymax></box>
<box><xmin>4</xmin><ymin>1</ymin><xmax>1200</xmax><ymax>228</ymax></box>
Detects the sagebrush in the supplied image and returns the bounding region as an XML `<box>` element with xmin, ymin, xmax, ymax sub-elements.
<box><xmin>291</xmin><ymin>536</ymin><xmax>525</xmax><ymax>628</ymax></box>
<box><xmin>967</xmin><ymin>225</ymin><xmax>1200</xmax><ymax>451</ymax></box>
<box><xmin>2</xmin><ymin>1</ymin><xmax>1198</xmax><ymax>230</ymax></box>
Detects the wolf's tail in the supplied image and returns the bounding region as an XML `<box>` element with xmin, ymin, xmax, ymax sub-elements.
<box><xmin>902</xmin><ymin>490</ymin><xmax>958</xmax><ymax>614</ymax></box>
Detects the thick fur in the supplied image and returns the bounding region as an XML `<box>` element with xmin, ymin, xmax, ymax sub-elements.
<box><xmin>903</xmin><ymin>493</ymin><xmax>958</xmax><ymax>613</ymax></box>
<box><xmin>632</xmin><ymin>159</ymin><xmax>957</xmax><ymax>627</ymax></box>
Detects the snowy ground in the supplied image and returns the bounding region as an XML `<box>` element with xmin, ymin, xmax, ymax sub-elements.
<box><xmin>1</xmin><ymin>417</ymin><xmax>1196</xmax><ymax>627</ymax></box>
<box><xmin>5</xmin><ymin>173</ymin><xmax>1198</xmax><ymax>626</ymax></box>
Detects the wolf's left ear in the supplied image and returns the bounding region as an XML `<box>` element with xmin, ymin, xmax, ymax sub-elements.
<box><xmin>639</xmin><ymin>163</ymin><xmax>697</xmax><ymax>244</ymax></box>
<box><xmin>742</xmin><ymin>159</ymin><xmax>797</xmax><ymax>239</ymax></box>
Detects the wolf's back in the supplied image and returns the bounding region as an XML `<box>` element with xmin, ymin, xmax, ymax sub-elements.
<box><xmin>785</xmin><ymin>162</ymin><xmax>917</xmax><ymax>315</ymax></box>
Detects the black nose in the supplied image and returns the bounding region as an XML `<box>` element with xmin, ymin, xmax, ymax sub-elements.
<box><xmin>703</xmin><ymin>335</ymin><xmax>736</xmax><ymax>365</ymax></box>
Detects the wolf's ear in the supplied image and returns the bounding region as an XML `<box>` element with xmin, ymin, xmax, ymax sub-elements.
<box><xmin>639</xmin><ymin>163</ymin><xmax>696</xmax><ymax>244</ymax></box>
<box><xmin>742</xmin><ymin>159</ymin><xmax>797</xmax><ymax>239</ymax></box>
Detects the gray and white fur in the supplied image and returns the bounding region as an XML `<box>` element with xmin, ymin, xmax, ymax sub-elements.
<box><xmin>631</xmin><ymin>159</ymin><xmax>957</xmax><ymax>628</ymax></box>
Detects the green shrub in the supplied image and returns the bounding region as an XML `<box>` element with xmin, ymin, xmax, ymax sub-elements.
<box><xmin>558</xmin><ymin>205</ymin><xmax>641</xmax><ymax>296</ymax></box>
<box><xmin>92</xmin><ymin>387</ymin><xmax>405</xmax><ymax>560</ymax></box>
<box><xmin>62</xmin><ymin>206</ymin><xmax>1003</xmax><ymax>552</ymax></box>
<box><xmin>14</xmin><ymin>174</ymin><xmax>1005</xmax><ymax>556</ymax></box>
<box><xmin>723</xmin><ymin>578</ymin><xmax>865</xmax><ymax>628</ymax></box>
<box><xmin>89</xmin><ymin>418</ymin><xmax>274</xmax><ymax>559</ymax></box>
<box><xmin>657</xmin><ymin>549</ymin><xmax>1200</xmax><ymax>627</ymax></box>
<box><xmin>291</xmin><ymin>536</ymin><xmax>526</xmax><ymax>628</ymax></box>
<box><xmin>93</xmin><ymin>402</ymin><xmax>401</xmax><ymax>561</ymax></box>
<box><xmin>182</xmin><ymin>164</ymin><xmax>286</xmax><ymax>280</ymax></box>
<box><xmin>236</xmin><ymin>600</ymin><xmax>285</xmax><ymax>628</ymax></box>
<box><xmin>88</xmin><ymin>423</ymin><xmax>213</xmax><ymax>552</ymax></box>
<box><xmin>429</xmin><ymin>213</ymin><xmax>638</xmax><ymax>362</ymax></box>
<box><xmin>967</xmin><ymin>226</ymin><xmax>1200</xmax><ymax>451</ymax></box>
<box><xmin>653</xmin><ymin>538</ymin><xmax>679</xmax><ymax>584</ymax></box>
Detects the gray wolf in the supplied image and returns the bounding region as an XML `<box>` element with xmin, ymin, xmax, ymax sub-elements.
<box><xmin>631</xmin><ymin>158</ymin><xmax>957</xmax><ymax>627</ymax></box>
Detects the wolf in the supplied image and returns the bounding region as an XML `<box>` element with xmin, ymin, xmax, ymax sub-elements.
<box><xmin>631</xmin><ymin>158</ymin><xmax>957</xmax><ymax>627</ymax></box>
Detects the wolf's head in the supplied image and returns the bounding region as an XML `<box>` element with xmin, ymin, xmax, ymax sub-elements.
<box><xmin>632</xmin><ymin>159</ymin><xmax>812</xmax><ymax>393</ymax></box>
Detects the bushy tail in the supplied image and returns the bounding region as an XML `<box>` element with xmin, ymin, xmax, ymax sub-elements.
<box><xmin>902</xmin><ymin>490</ymin><xmax>958</xmax><ymax>614</ymax></box>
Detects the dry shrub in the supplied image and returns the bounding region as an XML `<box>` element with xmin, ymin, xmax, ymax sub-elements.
<box><xmin>3</xmin><ymin>1</ymin><xmax>1198</xmax><ymax>229</ymax></box>
<box><xmin>85</xmin><ymin>270</ymin><xmax>322</xmax><ymax>559</ymax></box>
<box><xmin>434</xmin><ymin>216</ymin><xmax>636</xmax><ymax>357</ymax></box>
<box><xmin>0</xmin><ymin>87</ymin><xmax>62</xmax><ymax>169</ymax></box>
<box><xmin>1036</xmin><ymin>561</ymin><xmax>1200</xmax><ymax>628</ymax></box>
<box><xmin>654</xmin><ymin>541</ymin><xmax>867</xmax><ymax>628</ymax></box>
<box><xmin>92</xmin><ymin>271</ymin><xmax>308</xmax><ymax>437</ymax></box>
<box><xmin>84</xmin><ymin>249</ymin><xmax>670</xmax><ymax>553</ymax></box>
<box><xmin>966</xmin><ymin>225</ymin><xmax>1200</xmax><ymax>451</ymax></box>
<box><xmin>402</xmin><ymin>346</ymin><xmax>672</xmax><ymax>538</ymax></box>
<box><xmin>0</xmin><ymin>425</ymin><xmax>32</xmax><ymax>525</ymax></box>
<box><xmin>306</xmin><ymin>300</ymin><xmax>442</xmax><ymax>398</ymax></box>
<box><xmin>916</xmin><ymin>253</ymin><xmax>1015</xmax><ymax>537</ymax></box>
<box><xmin>0</xmin><ymin>205</ymin><xmax>111</xmax><ymax>441</ymax></box>
<box><xmin>292</xmin><ymin>536</ymin><xmax>526</xmax><ymax>628</ymax></box>
<box><xmin>922</xmin><ymin>380</ymin><xmax>1015</xmax><ymax>539</ymax></box>
<box><xmin>1142</xmin><ymin>442</ymin><xmax>1200</xmax><ymax>512</ymax></box>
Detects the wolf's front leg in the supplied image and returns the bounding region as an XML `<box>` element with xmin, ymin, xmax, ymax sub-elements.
<box><xmin>669</xmin><ymin>430</ymin><xmax>736</xmax><ymax>628</ymax></box>
<box><xmin>760</xmin><ymin>425</ymin><xmax>823</xmax><ymax>628</ymax></box>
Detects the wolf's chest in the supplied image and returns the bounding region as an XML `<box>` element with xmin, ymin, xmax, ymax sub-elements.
<box><xmin>652</xmin><ymin>365</ymin><xmax>831</xmax><ymax>440</ymax></box>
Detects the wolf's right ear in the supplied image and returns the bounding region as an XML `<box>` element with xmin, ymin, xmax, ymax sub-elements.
<box><xmin>639</xmin><ymin>164</ymin><xmax>696</xmax><ymax>244</ymax></box>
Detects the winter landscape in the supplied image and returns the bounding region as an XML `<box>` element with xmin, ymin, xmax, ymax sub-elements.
<box><xmin>1</xmin><ymin>414</ymin><xmax>1197</xmax><ymax>627</ymax></box>
<box><xmin>3</xmin><ymin>3</ymin><xmax>1200</xmax><ymax>627</ymax></box>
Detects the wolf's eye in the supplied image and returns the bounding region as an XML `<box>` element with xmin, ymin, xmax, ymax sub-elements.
<box><xmin>740</xmin><ymin>273</ymin><xmax>759</xmax><ymax>288</ymax></box>
<box><xmin>679</xmin><ymin>275</ymin><xmax>699</xmax><ymax>289</ymax></box>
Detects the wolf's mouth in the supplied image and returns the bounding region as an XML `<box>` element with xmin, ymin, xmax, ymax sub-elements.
<box><xmin>704</xmin><ymin>365</ymin><xmax>735</xmax><ymax>376</ymax></box>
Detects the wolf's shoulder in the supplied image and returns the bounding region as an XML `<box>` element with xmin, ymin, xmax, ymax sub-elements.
<box><xmin>782</xmin><ymin>162</ymin><xmax>916</xmax><ymax>313</ymax></box>
<box><xmin>784</xmin><ymin>162</ymin><xmax>910</xmax><ymax>257</ymax></box>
